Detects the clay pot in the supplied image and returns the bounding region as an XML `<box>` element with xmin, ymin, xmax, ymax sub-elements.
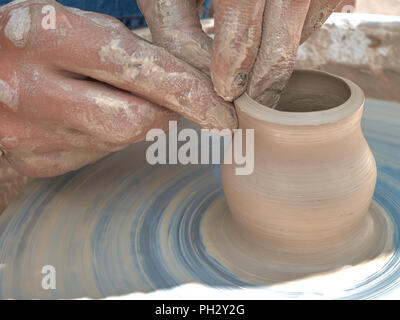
<box><xmin>221</xmin><ymin>70</ymin><xmax>377</xmax><ymax>253</ymax></box>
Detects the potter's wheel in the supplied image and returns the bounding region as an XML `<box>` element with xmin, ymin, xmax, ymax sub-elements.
<box><xmin>0</xmin><ymin>98</ymin><xmax>399</xmax><ymax>299</ymax></box>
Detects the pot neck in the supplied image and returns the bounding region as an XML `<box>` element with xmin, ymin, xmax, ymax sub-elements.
<box><xmin>236</xmin><ymin>100</ymin><xmax>364</xmax><ymax>145</ymax></box>
<box><xmin>234</xmin><ymin>70</ymin><xmax>365</xmax><ymax>145</ymax></box>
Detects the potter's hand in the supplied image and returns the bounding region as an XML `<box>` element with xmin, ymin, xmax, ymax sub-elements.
<box><xmin>138</xmin><ymin>0</ymin><xmax>343</xmax><ymax>106</ymax></box>
<box><xmin>137</xmin><ymin>0</ymin><xmax>212</xmax><ymax>75</ymax></box>
<box><xmin>0</xmin><ymin>0</ymin><xmax>237</xmax><ymax>177</ymax></box>
<box><xmin>212</xmin><ymin>0</ymin><xmax>344</xmax><ymax>104</ymax></box>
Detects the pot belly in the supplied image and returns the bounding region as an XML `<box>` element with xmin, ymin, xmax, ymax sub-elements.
<box><xmin>221</xmin><ymin>144</ymin><xmax>377</xmax><ymax>252</ymax></box>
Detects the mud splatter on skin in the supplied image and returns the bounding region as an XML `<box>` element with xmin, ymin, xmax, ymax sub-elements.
<box><xmin>0</xmin><ymin>79</ymin><xmax>19</xmax><ymax>111</ymax></box>
<box><xmin>0</xmin><ymin>0</ymin><xmax>236</xmax><ymax>180</ymax></box>
<box><xmin>211</xmin><ymin>0</ymin><xmax>266</xmax><ymax>102</ymax></box>
<box><xmin>58</xmin><ymin>81</ymin><xmax>73</xmax><ymax>92</ymax></box>
<box><xmin>1</xmin><ymin>138</ymin><xmax>18</xmax><ymax>149</ymax></box>
<box><xmin>89</xmin><ymin>36</ymin><xmax>237</xmax><ymax>131</ymax></box>
<box><xmin>247</xmin><ymin>0</ymin><xmax>311</xmax><ymax>107</ymax></box>
<box><xmin>4</xmin><ymin>6</ymin><xmax>31</xmax><ymax>48</ymax></box>
<box><xmin>91</xmin><ymin>92</ymin><xmax>134</xmax><ymax>117</ymax></box>
<box><xmin>137</xmin><ymin>0</ymin><xmax>212</xmax><ymax>74</ymax></box>
<box><xmin>86</xmin><ymin>91</ymin><xmax>148</xmax><ymax>142</ymax></box>
<box><xmin>50</xmin><ymin>5</ymin><xmax>236</xmax><ymax>131</ymax></box>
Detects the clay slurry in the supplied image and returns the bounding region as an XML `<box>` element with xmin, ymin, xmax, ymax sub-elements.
<box><xmin>0</xmin><ymin>98</ymin><xmax>398</xmax><ymax>299</ymax></box>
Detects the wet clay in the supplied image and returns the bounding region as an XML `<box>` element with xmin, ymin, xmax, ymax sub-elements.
<box><xmin>203</xmin><ymin>70</ymin><xmax>394</xmax><ymax>284</ymax></box>
<box><xmin>0</xmin><ymin>98</ymin><xmax>398</xmax><ymax>299</ymax></box>
<box><xmin>201</xmin><ymin>198</ymin><xmax>393</xmax><ymax>285</ymax></box>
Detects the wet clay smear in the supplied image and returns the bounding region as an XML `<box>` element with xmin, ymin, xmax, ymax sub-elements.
<box><xmin>0</xmin><ymin>99</ymin><xmax>399</xmax><ymax>299</ymax></box>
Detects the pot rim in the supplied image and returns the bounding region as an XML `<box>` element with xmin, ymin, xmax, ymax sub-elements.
<box><xmin>234</xmin><ymin>69</ymin><xmax>365</xmax><ymax>126</ymax></box>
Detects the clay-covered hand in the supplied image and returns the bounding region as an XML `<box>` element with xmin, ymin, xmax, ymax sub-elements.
<box><xmin>137</xmin><ymin>0</ymin><xmax>212</xmax><ymax>75</ymax></box>
<box><xmin>138</xmin><ymin>0</ymin><xmax>343</xmax><ymax>105</ymax></box>
<box><xmin>212</xmin><ymin>0</ymin><xmax>344</xmax><ymax>105</ymax></box>
<box><xmin>0</xmin><ymin>0</ymin><xmax>237</xmax><ymax>177</ymax></box>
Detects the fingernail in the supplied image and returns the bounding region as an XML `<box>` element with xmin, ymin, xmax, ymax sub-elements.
<box><xmin>233</xmin><ymin>72</ymin><xmax>248</xmax><ymax>88</ymax></box>
<box><xmin>212</xmin><ymin>71</ymin><xmax>248</xmax><ymax>102</ymax></box>
<box><xmin>227</xmin><ymin>72</ymin><xmax>248</xmax><ymax>101</ymax></box>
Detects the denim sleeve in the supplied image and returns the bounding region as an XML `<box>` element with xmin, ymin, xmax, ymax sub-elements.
<box><xmin>0</xmin><ymin>0</ymin><xmax>212</xmax><ymax>29</ymax></box>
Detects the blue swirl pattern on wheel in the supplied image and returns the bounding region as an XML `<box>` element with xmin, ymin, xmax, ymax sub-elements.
<box><xmin>0</xmin><ymin>99</ymin><xmax>399</xmax><ymax>299</ymax></box>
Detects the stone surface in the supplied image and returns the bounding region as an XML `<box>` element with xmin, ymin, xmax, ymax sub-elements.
<box><xmin>356</xmin><ymin>0</ymin><xmax>400</xmax><ymax>16</ymax></box>
<box><xmin>296</xmin><ymin>13</ymin><xmax>400</xmax><ymax>103</ymax></box>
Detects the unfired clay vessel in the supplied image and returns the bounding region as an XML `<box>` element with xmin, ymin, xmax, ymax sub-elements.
<box><xmin>221</xmin><ymin>70</ymin><xmax>377</xmax><ymax>253</ymax></box>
